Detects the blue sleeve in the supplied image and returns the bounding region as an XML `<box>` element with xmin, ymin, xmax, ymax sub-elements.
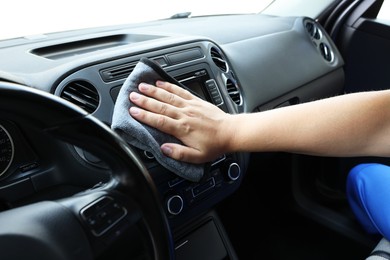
<box><xmin>347</xmin><ymin>163</ymin><xmax>390</xmax><ymax>240</ymax></box>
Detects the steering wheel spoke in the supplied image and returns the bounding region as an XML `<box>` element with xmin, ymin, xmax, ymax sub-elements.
<box><xmin>59</xmin><ymin>187</ymin><xmax>146</xmax><ymax>257</ymax></box>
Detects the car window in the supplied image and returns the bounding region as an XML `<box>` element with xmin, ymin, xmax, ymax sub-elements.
<box><xmin>377</xmin><ymin>0</ymin><xmax>390</xmax><ymax>20</ymax></box>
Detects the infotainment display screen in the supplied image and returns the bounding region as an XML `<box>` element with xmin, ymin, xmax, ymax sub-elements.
<box><xmin>176</xmin><ymin>69</ymin><xmax>211</xmax><ymax>102</ymax></box>
<box><xmin>185</xmin><ymin>81</ymin><xmax>208</xmax><ymax>100</ymax></box>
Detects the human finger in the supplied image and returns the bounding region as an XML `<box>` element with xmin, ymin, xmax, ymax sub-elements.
<box><xmin>161</xmin><ymin>143</ymin><xmax>212</xmax><ymax>164</ymax></box>
<box><xmin>136</xmin><ymin>82</ymin><xmax>188</xmax><ymax>109</ymax></box>
<box><xmin>129</xmin><ymin>91</ymin><xmax>180</xmax><ymax>119</ymax></box>
<box><xmin>155</xmin><ymin>81</ymin><xmax>200</xmax><ymax>101</ymax></box>
<box><xmin>129</xmin><ymin>106</ymin><xmax>178</xmax><ymax>135</ymax></box>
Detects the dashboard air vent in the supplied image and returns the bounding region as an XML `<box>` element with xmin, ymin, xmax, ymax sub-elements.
<box><xmin>210</xmin><ymin>47</ymin><xmax>228</xmax><ymax>72</ymax></box>
<box><xmin>305</xmin><ymin>21</ymin><xmax>321</xmax><ymax>40</ymax></box>
<box><xmin>304</xmin><ymin>19</ymin><xmax>334</xmax><ymax>63</ymax></box>
<box><xmin>226</xmin><ymin>79</ymin><xmax>241</xmax><ymax>105</ymax></box>
<box><xmin>100</xmin><ymin>62</ymin><xmax>138</xmax><ymax>82</ymax></box>
<box><xmin>60</xmin><ymin>80</ymin><xmax>99</xmax><ymax>113</ymax></box>
<box><xmin>319</xmin><ymin>43</ymin><xmax>333</xmax><ymax>62</ymax></box>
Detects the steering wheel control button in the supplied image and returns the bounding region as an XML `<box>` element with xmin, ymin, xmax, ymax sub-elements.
<box><xmin>167</xmin><ymin>195</ymin><xmax>184</xmax><ymax>215</ymax></box>
<box><xmin>81</xmin><ymin>196</ymin><xmax>127</xmax><ymax>236</ymax></box>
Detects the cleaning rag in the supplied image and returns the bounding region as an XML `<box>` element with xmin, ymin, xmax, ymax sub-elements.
<box><xmin>111</xmin><ymin>57</ymin><xmax>205</xmax><ymax>182</ymax></box>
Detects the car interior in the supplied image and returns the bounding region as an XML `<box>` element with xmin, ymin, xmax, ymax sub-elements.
<box><xmin>0</xmin><ymin>0</ymin><xmax>389</xmax><ymax>259</ymax></box>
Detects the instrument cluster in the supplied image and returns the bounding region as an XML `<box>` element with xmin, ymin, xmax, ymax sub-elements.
<box><xmin>0</xmin><ymin>124</ymin><xmax>13</xmax><ymax>177</ymax></box>
<box><xmin>0</xmin><ymin>121</ymin><xmax>39</xmax><ymax>182</ymax></box>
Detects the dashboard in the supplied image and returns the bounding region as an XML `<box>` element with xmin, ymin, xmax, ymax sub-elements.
<box><xmin>0</xmin><ymin>14</ymin><xmax>345</xmax><ymax>228</ymax></box>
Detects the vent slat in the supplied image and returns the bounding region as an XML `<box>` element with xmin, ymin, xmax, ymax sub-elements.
<box><xmin>111</xmin><ymin>68</ymin><xmax>134</xmax><ymax>76</ymax></box>
<box><xmin>63</xmin><ymin>87</ymin><xmax>99</xmax><ymax>104</ymax></box>
<box><xmin>226</xmin><ymin>79</ymin><xmax>241</xmax><ymax>105</ymax></box>
<box><xmin>100</xmin><ymin>62</ymin><xmax>138</xmax><ymax>82</ymax></box>
<box><xmin>60</xmin><ymin>81</ymin><xmax>99</xmax><ymax>113</ymax></box>
<box><xmin>62</xmin><ymin>92</ymin><xmax>97</xmax><ymax>110</ymax></box>
<box><xmin>210</xmin><ymin>47</ymin><xmax>228</xmax><ymax>72</ymax></box>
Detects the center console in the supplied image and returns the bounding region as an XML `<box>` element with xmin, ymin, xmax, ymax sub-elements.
<box><xmin>137</xmin><ymin>61</ymin><xmax>245</xmax><ymax>228</ymax></box>
<box><xmin>53</xmin><ymin>39</ymin><xmax>247</xmax><ymax>259</ymax></box>
<box><xmin>137</xmin><ymin>53</ymin><xmax>245</xmax><ymax>259</ymax></box>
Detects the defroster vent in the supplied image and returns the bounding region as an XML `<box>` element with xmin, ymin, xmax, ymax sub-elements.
<box><xmin>60</xmin><ymin>80</ymin><xmax>99</xmax><ymax>113</ymax></box>
<box><xmin>100</xmin><ymin>62</ymin><xmax>138</xmax><ymax>82</ymax></box>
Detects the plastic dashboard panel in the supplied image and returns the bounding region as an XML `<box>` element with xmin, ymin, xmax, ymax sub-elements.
<box><xmin>0</xmin><ymin>14</ymin><xmax>345</xmax><ymax>227</ymax></box>
<box><xmin>52</xmin><ymin>39</ymin><xmax>249</xmax><ymax>227</ymax></box>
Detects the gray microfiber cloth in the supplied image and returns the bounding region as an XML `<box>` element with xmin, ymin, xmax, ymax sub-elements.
<box><xmin>111</xmin><ymin>57</ymin><xmax>205</xmax><ymax>182</ymax></box>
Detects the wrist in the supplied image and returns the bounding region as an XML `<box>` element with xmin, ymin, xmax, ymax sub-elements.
<box><xmin>221</xmin><ymin>114</ymin><xmax>241</xmax><ymax>153</ymax></box>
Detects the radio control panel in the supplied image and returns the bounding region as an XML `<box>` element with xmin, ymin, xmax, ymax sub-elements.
<box><xmin>137</xmin><ymin>64</ymin><xmax>244</xmax><ymax>227</ymax></box>
<box><xmin>143</xmin><ymin>150</ymin><xmax>242</xmax><ymax>228</ymax></box>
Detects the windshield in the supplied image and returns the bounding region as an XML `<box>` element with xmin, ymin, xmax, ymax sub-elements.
<box><xmin>1</xmin><ymin>0</ymin><xmax>274</xmax><ymax>41</ymax></box>
<box><xmin>3</xmin><ymin>0</ymin><xmax>353</xmax><ymax>41</ymax></box>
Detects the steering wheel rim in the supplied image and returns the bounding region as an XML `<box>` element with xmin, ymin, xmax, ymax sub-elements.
<box><xmin>0</xmin><ymin>81</ymin><xmax>174</xmax><ymax>260</ymax></box>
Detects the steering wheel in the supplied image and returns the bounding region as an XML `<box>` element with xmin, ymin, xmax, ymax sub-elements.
<box><xmin>0</xmin><ymin>82</ymin><xmax>174</xmax><ymax>260</ymax></box>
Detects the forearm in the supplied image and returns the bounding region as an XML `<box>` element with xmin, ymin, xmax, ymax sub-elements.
<box><xmin>227</xmin><ymin>90</ymin><xmax>390</xmax><ymax>157</ymax></box>
<box><xmin>130</xmin><ymin>81</ymin><xmax>390</xmax><ymax>163</ymax></box>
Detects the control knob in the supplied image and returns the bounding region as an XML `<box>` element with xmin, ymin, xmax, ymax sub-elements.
<box><xmin>225</xmin><ymin>161</ymin><xmax>241</xmax><ymax>181</ymax></box>
<box><xmin>166</xmin><ymin>195</ymin><xmax>184</xmax><ymax>215</ymax></box>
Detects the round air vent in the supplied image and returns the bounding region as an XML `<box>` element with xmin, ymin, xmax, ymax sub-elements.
<box><xmin>305</xmin><ymin>21</ymin><xmax>322</xmax><ymax>40</ymax></box>
<box><xmin>319</xmin><ymin>42</ymin><xmax>333</xmax><ymax>62</ymax></box>
<box><xmin>60</xmin><ymin>80</ymin><xmax>99</xmax><ymax>113</ymax></box>
<box><xmin>210</xmin><ymin>47</ymin><xmax>228</xmax><ymax>72</ymax></box>
<box><xmin>304</xmin><ymin>19</ymin><xmax>334</xmax><ymax>63</ymax></box>
<box><xmin>226</xmin><ymin>78</ymin><xmax>241</xmax><ymax>105</ymax></box>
